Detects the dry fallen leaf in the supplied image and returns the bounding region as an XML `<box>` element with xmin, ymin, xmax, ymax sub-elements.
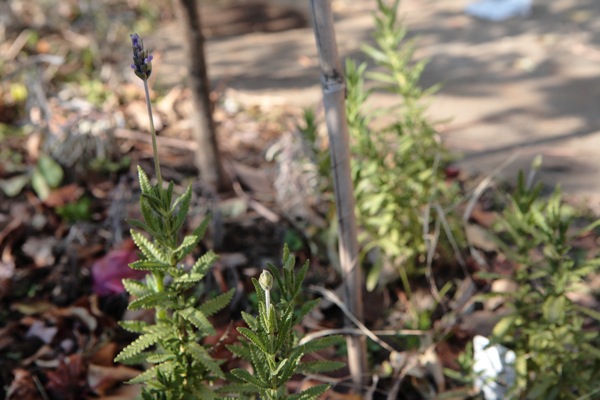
<box><xmin>6</xmin><ymin>368</ymin><xmax>38</xmax><ymax>400</ymax></box>
<box><xmin>87</xmin><ymin>364</ymin><xmax>140</xmax><ymax>396</ymax></box>
<box><xmin>91</xmin><ymin>239</ymin><xmax>144</xmax><ymax>296</ymax></box>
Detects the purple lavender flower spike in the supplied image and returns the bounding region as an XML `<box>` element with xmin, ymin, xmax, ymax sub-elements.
<box><xmin>130</xmin><ymin>33</ymin><xmax>153</xmax><ymax>80</ymax></box>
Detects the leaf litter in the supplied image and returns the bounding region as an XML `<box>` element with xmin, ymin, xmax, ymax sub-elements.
<box><xmin>1</xmin><ymin>0</ymin><xmax>599</xmax><ymax>399</ymax></box>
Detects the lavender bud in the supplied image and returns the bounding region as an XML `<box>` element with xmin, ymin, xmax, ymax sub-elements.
<box><xmin>130</xmin><ymin>33</ymin><xmax>153</xmax><ymax>80</ymax></box>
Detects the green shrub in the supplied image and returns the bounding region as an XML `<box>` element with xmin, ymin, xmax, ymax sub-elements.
<box><xmin>488</xmin><ymin>171</ymin><xmax>600</xmax><ymax>399</ymax></box>
<box><xmin>222</xmin><ymin>245</ymin><xmax>344</xmax><ymax>399</ymax></box>
<box><xmin>117</xmin><ymin>33</ymin><xmax>341</xmax><ymax>399</ymax></box>
<box><xmin>344</xmin><ymin>0</ymin><xmax>461</xmax><ymax>290</ymax></box>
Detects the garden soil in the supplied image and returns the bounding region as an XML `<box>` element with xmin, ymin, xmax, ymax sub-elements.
<box><xmin>154</xmin><ymin>0</ymin><xmax>600</xmax><ymax>209</ymax></box>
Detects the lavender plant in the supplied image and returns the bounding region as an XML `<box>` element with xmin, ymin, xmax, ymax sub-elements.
<box><xmin>114</xmin><ymin>33</ymin><xmax>234</xmax><ymax>399</ymax></box>
<box><xmin>117</xmin><ymin>34</ymin><xmax>343</xmax><ymax>400</ymax></box>
<box><xmin>222</xmin><ymin>245</ymin><xmax>344</xmax><ymax>399</ymax></box>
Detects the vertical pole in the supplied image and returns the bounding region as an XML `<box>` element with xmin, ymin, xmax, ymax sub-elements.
<box><xmin>308</xmin><ymin>0</ymin><xmax>367</xmax><ymax>390</ymax></box>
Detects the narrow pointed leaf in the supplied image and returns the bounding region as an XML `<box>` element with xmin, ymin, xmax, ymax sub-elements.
<box><xmin>237</xmin><ymin>327</ymin><xmax>269</xmax><ymax>355</ymax></box>
<box><xmin>118</xmin><ymin>320</ymin><xmax>149</xmax><ymax>334</ymax></box>
<box><xmin>186</xmin><ymin>341</ymin><xmax>225</xmax><ymax>379</ymax></box>
<box><xmin>129</xmin><ymin>259</ymin><xmax>171</xmax><ymax>272</ymax></box>
<box><xmin>128</xmin><ymin>291</ymin><xmax>175</xmax><ymax>310</ymax></box>
<box><xmin>230</xmin><ymin>368</ymin><xmax>269</xmax><ymax>389</ymax></box>
<box><xmin>172</xmin><ymin>184</ymin><xmax>192</xmax><ymax>233</ymax></box>
<box><xmin>198</xmin><ymin>289</ymin><xmax>234</xmax><ymax>317</ymax></box>
<box><xmin>288</xmin><ymin>384</ymin><xmax>330</xmax><ymax>400</ymax></box>
<box><xmin>114</xmin><ymin>329</ymin><xmax>169</xmax><ymax>363</ymax></box>
<box><xmin>179</xmin><ymin>307</ymin><xmax>215</xmax><ymax>335</ymax></box>
<box><xmin>122</xmin><ymin>279</ymin><xmax>151</xmax><ymax>297</ymax></box>
<box><xmin>130</xmin><ymin>230</ymin><xmax>169</xmax><ymax>263</ymax></box>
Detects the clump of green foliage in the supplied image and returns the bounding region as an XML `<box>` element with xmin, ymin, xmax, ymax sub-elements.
<box><xmin>115</xmin><ymin>33</ymin><xmax>235</xmax><ymax>399</ymax></box>
<box><xmin>223</xmin><ymin>246</ymin><xmax>344</xmax><ymax>399</ymax></box>
<box><xmin>344</xmin><ymin>0</ymin><xmax>460</xmax><ymax>290</ymax></box>
<box><xmin>489</xmin><ymin>171</ymin><xmax>600</xmax><ymax>398</ymax></box>
<box><xmin>117</xmin><ymin>33</ymin><xmax>342</xmax><ymax>399</ymax></box>
<box><xmin>114</xmin><ymin>166</ymin><xmax>234</xmax><ymax>399</ymax></box>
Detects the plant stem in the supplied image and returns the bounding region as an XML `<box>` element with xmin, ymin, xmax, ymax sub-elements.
<box><xmin>143</xmin><ymin>78</ymin><xmax>163</xmax><ymax>188</ymax></box>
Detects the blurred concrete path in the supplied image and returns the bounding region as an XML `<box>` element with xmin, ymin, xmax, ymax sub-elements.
<box><xmin>154</xmin><ymin>0</ymin><xmax>600</xmax><ymax>208</ymax></box>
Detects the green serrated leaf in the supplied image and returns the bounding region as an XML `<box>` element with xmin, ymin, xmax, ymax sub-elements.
<box><xmin>186</xmin><ymin>342</ymin><xmax>225</xmax><ymax>379</ymax></box>
<box><xmin>191</xmin><ymin>250</ymin><xmax>217</xmax><ymax>275</ymax></box>
<box><xmin>295</xmin><ymin>299</ymin><xmax>319</xmax><ymax>324</ymax></box>
<box><xmin>276</xmin><ymin>347</ymin><xmax>303</xmax><ymax>384</ymax></box>
<box><xmin>137</xmin><ymin>166</ymin><xmax>153</xmax><ymax>193</ymax></box>
<box><xmin>128</xmin><ymin>291</ymin><xmax>175</xmax><ymax>310</ymax></box>
<box><xmin>241</xmin><ymin>311</ymin><xmax>259</xmax><ymax>331</ymax></box>
<box><xmin>118</xmin><ymin>320</ymin><xmax>149</xmax><ymax>334</ymax></box>
<box><xmin>237</xmin><ymin>327</ymin><xmax>269</xmax><ymax>355</ymax></box>
<box><xmin>122</xmin><ymin>279</ymin><xmax>151</xmax><ymax>297</ymax></box>
<box><xmin>301</xmin><ymin>335</ymin><xmax>344</xmax><ymax>354</ymax></box>
<box><xmin>275</xmin><ymin>307</ymin><xmax>294</xmax><ymax>352</ymax></box>
<box><xmin>230</xmin><ymin>368</ymin><xmax>269</xmax><ymax>389</ymax></box>
<box><xmin>198</xmin><ymin>289</ymin><xmax>234</xmax><ymax>317</ymax></box>
<box><xmin>172</xmin><ymin>184</ymin><xmax>192</xmax><ymax>233</ymax></box>
<box><xmin>293</xmin><ymin>260</ymin><xmax>310</xmax><ymax>298</ymax></box>
<box><xmin>127</xmin><ymin>364</ymin><xmax>158</xmax><ymax>384</ymax></box>
<box><xmin>115</xmin><ymin>350</ymin><xmax>153</xmax><ymax>366</ymax></box>
<box><xmin>129</xmin><ymin>259</ymin><xmax>171</xmax><ymax>272</ymax></box>
<box><xmin>248</xmin><ymin>346</ymin><xmax>270</xmax><ymax>383</ymax></box>
<box><xmin>288</xmin><ymin>383</ymin><xmax>330</xmax><ymax>400</ymax></box>
<box><xmin>173</xmin><ymin>272</ymin><xmax>205</xmax><ymax>285</ymax></box>
<box><xmin>114</xmin><ymin>329</ymin><xmax>169</xmax><ymax>363</ymax></box>
<box><xmin>226</xmin><ymin>343</ymin><xmax>253</xmax><ymax>361</ymax></box>
<box><xmin>130</xmin><ymin>230</ymin><xmax>169</xmax><ymax>264</ymax></box>
<box><xmin>175</xmin><ymin>234</ymin><xmax>201</xmax><ymax>259</ymax></box>
<box><xmin>216</xmin><ymin>382</ymin><xmax>257</xmax><ymax>395</ymax></box>
<box><xmin>139</xmin><ymin>197</ymin><xmax>159</xmax><ymax>232</ymax></box>
<box><xmin>146</xmin><ymin>353</ymin><xmax>175</xmax><ymax>364</ymax></box>
<box><xmin>297</xmin><ymin>360</ymin><xmax>345</xmax><ymax>374</ymax></box>
<box><xmin>179</xmin><ymin>307</ymin><xmax>215</xmax><ymax>335</ymax></box>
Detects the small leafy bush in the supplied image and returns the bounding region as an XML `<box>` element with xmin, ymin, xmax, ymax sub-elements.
<box><xmin>114</xmin><ymin>166</ymin><xmax>234</xmax><ymax>399</ymax></box>
<box><xmin>223</xmin><ymin>246</ymin><xmax>344</xmax><ymax>399</ymax></box>
<box><xmin>489</xmin><ymin>171</ymin><xmax>600</xmax><ymax>398</ymax></box>
<box><xmin>344</xmin><ymin>0</ymin><xmax>461</xmax><ymax>290</ymax></box>
<box><xmin>116</xmin><ymin>33</ymin><xmax>342</xmax><ymax>399</ymax></box>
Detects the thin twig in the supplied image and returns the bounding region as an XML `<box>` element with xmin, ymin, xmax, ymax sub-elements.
<box><xmin>309</xmin><ymin>286</ymin><xmax>401</xmax><ymax>354</ymax></box>
<box><xmin>462</xmin><ymin>153</ymin><xmax>518</xmax><ymax>224</ymax></box>
<box><xmin>299</xmin><ymin>327</ymin><xmax>429</xmax><ymax>346</ymax></box>
<box><xmin>231</xmin><ymin>180</ymin><xmax>280</xmax><ymax>223</ymax></box>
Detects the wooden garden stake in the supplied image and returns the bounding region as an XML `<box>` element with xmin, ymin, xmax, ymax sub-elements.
<box><xmin>308</xmin><ymin>0</ymin><xmax>368</xmax><ymax>390</ymax></box>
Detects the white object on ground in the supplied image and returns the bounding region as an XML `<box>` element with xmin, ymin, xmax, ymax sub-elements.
<box><xmin>472</xmin><ymin>335</ymin><xmax>516</xmax><ymax>400</ymax></box>
<box><xmin>465</xmin><ymin>0</ymin><xmax>532</xmax><ymax>21</ymax></box>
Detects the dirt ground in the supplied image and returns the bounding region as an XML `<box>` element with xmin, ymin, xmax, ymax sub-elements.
<box><xmin>152</xmin><ymin>0</ymin><xmax>600</xmax><ymax>209</ymax></box>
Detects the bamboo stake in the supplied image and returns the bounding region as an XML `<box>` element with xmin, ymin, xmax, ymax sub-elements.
<box><xmin>308</xmin><ymin>0</ymin><xmax>368</xmax><ymax>390</ymax></box>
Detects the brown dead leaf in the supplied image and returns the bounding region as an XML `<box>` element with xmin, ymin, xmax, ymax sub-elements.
<box><xmin>468</xmin><ymin>202</ymin><xmax>497</xmax><ymax>228</ymax></box>
<box><xmin>45</xmin><ymin>354</ymin><xmax>89</xmax><ymax>400</ymax></box>
<box><xmin>91</xmin><ymin>383</ymin><xmax>141</xmax><ymax>400</ymax></box>
<box><xmin>43</xmin><ymin>183</ymin><xmax>84</xmax><ymax>207</ymax></box>
<box><xmin>90</xmin><ymin>342</ymin><xmax>119</xmax><ymax>366</ymax></box>
<box><xmin>91</xmin><ymin>239</ymin><xmax>144</xmax><ymax>296</ymax></box>
<box><xmin>87</xmin><ymin>364</ymin><xmax>140</xmax><ymax>396</ymax></box>
<box><xmin>6</xmin><ymin>368</ymin><xmax>38</xmax><ymax>400</ymax></box>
